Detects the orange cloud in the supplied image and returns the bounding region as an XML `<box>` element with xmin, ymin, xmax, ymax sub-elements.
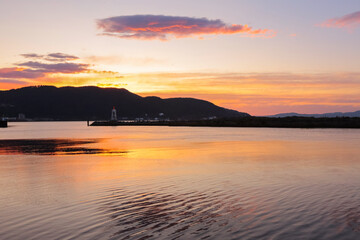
<box><xmin>97</xmin><ymin>15</ymin><xmax>275</xmax><ymax>40</ymax></box>
<box><xmin>319</xmin><ymin>11</ymin><xmax>360</xmax><ymax>29</ymax></box>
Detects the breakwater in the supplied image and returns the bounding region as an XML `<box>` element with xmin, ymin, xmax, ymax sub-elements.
<box><xmin>91</xmin><ymin>117</ymin><xmax>360</xmax><ymax>128</ymax></box>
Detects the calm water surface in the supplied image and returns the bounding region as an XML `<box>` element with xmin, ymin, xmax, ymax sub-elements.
<box><xmin>0</xmin><ymin>122</ymin><xmax>360</xmax><ymax>240</ymax></box>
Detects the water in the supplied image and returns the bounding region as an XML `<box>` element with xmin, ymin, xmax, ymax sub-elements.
<box><xmin>0</xmin><ymin>122</ymin><xmax>360</xmax><ymax>240</ymax></box>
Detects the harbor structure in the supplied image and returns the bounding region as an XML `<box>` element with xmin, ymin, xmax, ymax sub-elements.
<box><xmin>111</xmin><ymin>107</ymin><xmax>117</xmax><ymax>121</ymax></box>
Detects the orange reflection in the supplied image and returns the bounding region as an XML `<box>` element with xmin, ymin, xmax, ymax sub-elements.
<box><xmin>1</xmin><ymin>128</ymin><xmax>360</xmax><ymax>211</ymax></box>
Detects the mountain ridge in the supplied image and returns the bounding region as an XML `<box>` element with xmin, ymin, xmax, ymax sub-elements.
<box><xmin>0</xmin><ymin>85</ymin><xmax>249</xmax><ymax>120</ymax></box>
<box><xmin>266</xmin><ymin>111</ymin><xmax>360</xmax><ymax>118</ymax></box>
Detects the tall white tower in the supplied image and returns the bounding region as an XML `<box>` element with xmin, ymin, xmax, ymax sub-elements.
<box><xmin>111</xmin><ymin>106</ymin><xmax>117</xmax><ymax>121</ymax></box>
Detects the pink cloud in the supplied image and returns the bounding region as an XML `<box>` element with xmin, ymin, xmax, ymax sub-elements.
<box><xmin>0</xmin><ymin>53</ymin><xmax>89</xmax><ymax>80</ymax></box>
<box><xmin>17</xmin><ymin>61</ymin><xmax>89</xmax><ymax>74</ymax></box>
<box><xmin>97</xmin><ymin>15</ymin><xmax>275</xmax><ymax>40</ymax></box>
<box><xmin>21</xmin><ymin>53</ymin><xmax>79</xmax><ymax>62</ymax></box>
<box><xmin>320</xmin><ymin>11</ymin><xmax>360</xmax><ymax>29</ymax></box>
<box><xmin>0</xmin><ymin>67</ymin><xmax>45</xmax><ymax>79</ymax></box>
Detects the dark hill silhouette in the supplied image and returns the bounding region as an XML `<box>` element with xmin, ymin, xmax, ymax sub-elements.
<box><xmin>0</xmin><ymin>86</ymin><xmax>249</xmax><ymax>120</ymax></box>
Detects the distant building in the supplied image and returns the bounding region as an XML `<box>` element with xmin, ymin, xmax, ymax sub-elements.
<box><xmin>18</xmin><ymin>113</ymin><xmax>26</xmax><ymax>120</ymax></box>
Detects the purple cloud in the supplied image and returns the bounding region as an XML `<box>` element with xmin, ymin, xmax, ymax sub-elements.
<box><xmin>97</xmin><ymin>15</ymin><xmax>274</xmax><ymax>40</ymax></box>
<box><xmin>20</xmin><ymin>53</ymin><xmax>44</xmax><ymax>59</ymax></box>
<box><xmin>17</xmin><ymin>61</ymin><xmax>89</xmax><ymax>73</ymax></box>
<box><xmin>20</xmin><ymin>52</ymin><xmax>79</xmax><ymax>62</ymax></box>
<box><xmin>320</xmin><ymin>11</ymin><xmax>360</xmax><ymax>29</ymax></box>
<box><xmin>46</xmin><ymin>53</ymin><xmax>79</xmax><ymax>61</ymax></box>
<box><xmin>0</xmin><ymin>68</ymin><xmax>45</xmax><ymax>79</ymax></box>
<box><xmin>0</xmin><ymin>79</ymin><xmax>28</xmax><ymax>85</ymax></box>
<box><xmin>0</xmin><ymin>53</ymin><xmax>89</xmax><ymax>80</ymax></box>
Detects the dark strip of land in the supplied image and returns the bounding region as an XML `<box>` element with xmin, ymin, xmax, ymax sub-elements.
<box><xmin>91</xmin><ymin>117</ymin><xmax>360</xmax><ymax>128</ymax></box>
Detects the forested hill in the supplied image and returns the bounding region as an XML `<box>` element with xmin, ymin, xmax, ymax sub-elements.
<box><xmin>0</xmin><ymin>86</ymin><xmax>249</xmax><ymax>120</ymax></box>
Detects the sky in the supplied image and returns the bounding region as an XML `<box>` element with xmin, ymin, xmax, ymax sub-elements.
<box><xmin>0</xmin><ymin>0</ymin><xmax>359</xmax><ymax>115</ymax></box>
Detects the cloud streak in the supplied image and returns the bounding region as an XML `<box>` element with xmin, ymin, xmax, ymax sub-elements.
<box><xmin>97</xmin><ymin>15</ymin><xmax>274</xmax><ymax>40</ymax></box>
<box><xmin>21</xmin><ymin>52</ymin><xmax>79</xmax><ymax>62</ymax></box>
<box><xmin>0</xmin><ymin>53</ymin><xmax>89</xmax><ymax>80</ymax></box>
<box><xmin>0</xmin><ymin>67</ymin><xmax>45</xmax><ymax>79</ymax></box>
<box><xmin>46</xmin><ymin>53</ymin><xmax>79</xmax><ymax>61</ymax></box>
<box><xmin>320</xmin><ymin>11</ymin><xmax>360</xmax><ymax>29</ymax></box>
<box><xmin>0</xmin><ymin>79</ymin><xmax>28</xmax><ymax>85</ymax></box>
<box><xmin>17</xmin><ymin>61</ymin><xmax>89</xmax><ymax>74</ymax></box>
<box><xmin>0</xmin><ymin>52</ymin><xmax>125</xmax><ymax>90</ymax></box>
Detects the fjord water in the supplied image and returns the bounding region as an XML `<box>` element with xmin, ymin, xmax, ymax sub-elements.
<box><xmin>0</xmin><ymin>123</ymin><xmax>360</xmax><ymax>240</ymax></box>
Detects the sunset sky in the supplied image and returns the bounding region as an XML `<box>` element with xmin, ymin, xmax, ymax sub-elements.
<box><xmin>0</xmin><ymin>0</ymin><xmax>359</xmax><ymax>115</ymax></box>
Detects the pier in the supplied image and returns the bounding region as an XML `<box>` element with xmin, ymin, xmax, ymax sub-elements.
<box><xmin>90</xmin><ymin>117</ymin><xmax>360</xmax><ymax>128</ymax></box>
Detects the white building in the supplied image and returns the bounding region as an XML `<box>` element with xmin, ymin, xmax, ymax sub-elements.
<box><xmin>111</xmin><ymin>107</ymin><xmax>117</xmax><ymax>121</ymax></box>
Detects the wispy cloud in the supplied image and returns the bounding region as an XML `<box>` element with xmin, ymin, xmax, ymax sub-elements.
<box><xmin>0</xmin><ymin>67</ymin><xmax>45</xmax><ymax>79</ymax></box>
<box><xmin>0</xmin><ymin>52</ymin><xmax>124</xmax><ymax>89</ymax></box>
<box><xmin>20</xmin><ymin>53</ymin><xmax>43</xmax><ymax>59</ymax></box>
<box><xmin>0</xmin><ymin>53</ymin><xmax>89</xmax><ymax>80</ymax></box>
<box><xmin>21</xmin><ymin>52</ymin><xmax>79</xmax><ymax>62</ymax></box>
<box><xmin>319</xmin><ymin>11</ymin><xmax>360</xmax><ymax>29</ymax></box>
<box><xmin>0</xmin><ymin>79</ymin><xmax>28</xmax><ymax>85</ymax></box>
<box><xmin>46</xmin><ymin>53</ymin><xmax>79</xmax><ymax>61</ymax></box>
<box><xmin>97</xmin><ymin>15</ymin><xmax>275</xmax><ymax>40</ymax></box>
<box><xmin>17</xmin><ymin>61</ymin><xmax>89</xmax><ymax>74</ymax></box>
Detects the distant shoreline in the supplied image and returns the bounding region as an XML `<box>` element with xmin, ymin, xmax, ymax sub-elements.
<box><xmin>90</xmin><ymin>117</ymin><xmax>360</xmax><ymax>128</ymax></box>
<box><xmin>3</xmin><ymin>117</ymin><xmax>360</xmax><ymax>129</ymax></box>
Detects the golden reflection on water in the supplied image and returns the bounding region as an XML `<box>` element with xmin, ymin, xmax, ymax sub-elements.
<box><xmin>1</xmin><ymin>136</ymin><xmax>359</xmax><ymax>183</ymax></box>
